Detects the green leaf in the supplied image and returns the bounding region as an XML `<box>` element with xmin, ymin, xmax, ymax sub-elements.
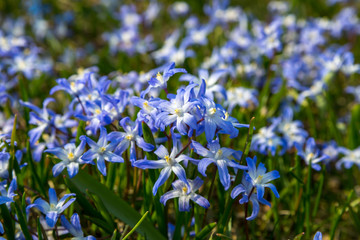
<box><xmin>64</xmin><ymin>176</ymin><xmax>104</xmax><ymax>220</ymax></box>
<box><xmin>37</xmin><ymin>217</ymin><xmax>47</xmax><ymax>240</ymax></box>
<box><xmin>141</xmin><ymin>122</ymin><xmax>167</xmax><ymax>236</ymax></box>
<box><xmin>13</xmin><ymin>202</ymin><xmax>32</xmax><ymax>240</ymax></box>
<box><xmin>0</xmin><ymin>204</ymin><xmax>15</xmax><ymax>240</ymax></box>
<box><xmin>195</xmin><ymin>222</ymin><xmax>217</xmax><ymax>240</ymax></box>
<box><xmin>122</xmin><ymin>211</ymin><xmax>149</xmax><ymax>240</ymax></box>
<box><xmin>70</xmin><ymin>171</ymin><xmax>166</xmax><ymax>240</ymax></box>
<box><xmin>330</xmin><ymin>190</ymin><xmax>354</xmax><ymax>240</ymax></box>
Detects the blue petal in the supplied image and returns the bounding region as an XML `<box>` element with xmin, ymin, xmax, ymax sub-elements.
<box><xmin>59</xmin><ymin>197</ymin><xmax>76</xmax><ymax>213</ymax></box>
<box><xmin>97</xmin><ymin>156</ymin><xmax>107</xmax><ymax>176</ymax></box>
<box><xmin>160</xmin><ymin>190</ymin><xmax>181</xmax><ymax>206</ymax></box>
<box><xmin>172</xmin><ymin>164</ymin><xmax>189</xmax><ymax>187</ymax></box>
<box><xmin>247</xmin><ymin>197</ymin><xmax>260</xmax><ymax>221</ymax></box>
<box><xmin>264</xmin><ymin>183</ymin><xmax>280</xmax><ymax>198</ymax></box>
<box><xmin>179</xmin><ymin>196</ymin><xmax>190</xmax><ymax>212</ymax></box>
<box><xmin>153</xmin><ymin>167</ymin><xmax>172</xmax><ymax>195</ymax></box>
<box><xmin>204</xmin><ymin>118</ymin><xmax>216</xmax><ymax>142</ymax></box>
<box><xmin>217</xmin><ymin>160</ymin><xmax>230</xmax><ymax>190</ymax></box>
<box><xmin>135</xmin><ymin>137</ymin><xmax>154</xmax><ymax>152</ymax></box>
<box><xmin>61</xmin><ymin>215</ymin><xmax>79</xmax><ymax>237</ymax></box>
<box><xmin>231</xmin><ymin>184</ymin><xmax>246</xmax><ymax>199</ymax></box>
<box><xmin>67</xmin><ymin>162</ymin><xmax>79</xmax><ymax>178</ymax></box>
<box><xmin>191</xmin><ymin>194</ymin><xmax>210</xmax><ymax>209</ymax></box>
<box><xmin>53</xmin><ymin>162</ymin><xmax>66</xmax><ymax>177</ymax></box>
<box><xmin>198</xmin><ymin>158</ymin><xmax>214</xmax><ymax>177</ymax></box>
<box><xmin>191</xmin><ymin>141</ymin><xmax>211</xmax><ymax>157</ymax></box>
<box><xmin>46</xmin><ymin>211</ymin><xmax>59</xmax><ymax>228</ymax></box>
<box><xmin>49</xmin><ymin>188</ymin><xmax>58</xmax><ymax>205</ymax></box>
<box><xmin>70</xmin><ymin>213</ymin><xmax>84</xmax><ymax>236</ymax></box>
<box><xmin>133</xmin><ymin>159</ymin><xmax>167</xmax><ymax>169</ymax></box>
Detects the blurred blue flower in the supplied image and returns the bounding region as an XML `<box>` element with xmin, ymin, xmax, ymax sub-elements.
<box><xmin>295</xmin><ymin>138</ymin><xmax>329</xmax><ymax>171</ymax></box>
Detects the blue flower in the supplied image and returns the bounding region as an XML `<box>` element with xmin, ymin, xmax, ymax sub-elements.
<box><xmin>160</xmin><ymin>177</ymin><xmax>210</xmax><ymax>212</ymax></box>
<box><xmin>156</xmin><ymin>88</ymin><xmax>198</xmax><ymax>135</ymax></box>
<box><xmin>81</xmin><ymin>127</ymin><xmax>124</xmax><ymax>176</ymax></box>
<box><xmin>200</xmin><ymin>97</ymin><xmax>236</xmax><ymax>142</ymax></box>
<box><xmin>0</xmin><ymin>178</ymin><xmax>17</xmax><ymax>208</ymax></box>
<box><xmin>251</xmin><ymin>121</ymin><xmax>286</xmax><ymax>156</ymax></box>
<box><xmin>245</xmin><ymin>156</ymin><xmax>280</xmax><ymax>206</ymax></box>
<box><xmin>45</xmin><ymin>139</ymin><xmax>89</xmax><ymax>178</ymax></box>
<box><xmin>314</xmin><ymin>231</ymin><xmax>322</xmax><ymax>240</ymax></box>
<box><xmin>141</xmin><ymin>62</ymin><xmax>186</xmax><ymax>97</ymax></box>
<box><xmin>20</xmin><ymin>98</ymin><xmax>55</xmax><ymax>145</ymax></box>
<box><xmin>192</xmin><ymin>139</ymin><xmax>247</xmax><ymax>190</ymax></box>
<box><xmin>107</xmin><ymin>117</ymin><xmax>154</xmax><ymax>163</ymax></box>
<box><xmin>27</xmin><ymin>188</ymin><xmax>76</xmax><ymax>228</ymax></box>
<box><xmin>277</xmin><ymin>106</ymin><xmax>308</xmax><ymax>149</ymax></box>
<box><xmin>75</xmin><ymin>98</ymin><xmax>114</xmax><ymax>135</ymax></box>
<box><xmin>336</xmin><ymin>146</ymin><xmax>360</xmax><ymax>169</ymax></box>
<box><xmin>61</xmin><ymin>213</ymin><xmax>96</xmax><ymax>240</ymax></box>
<box><xmin>231</xmin><ymin>174</ymin><xmax>260</xmax><ymax>220</ymax></box>
<box><xmin>131</xmin><ymin>96</ymin><xmax>162</xmax><ymax>132</ymax></box>
<box><xmin>133</xmin><ymin>145</ymin><xmax>191</xmax><ymax>195</ymax></box>
<box><xmin>0</xmin><ymin>151</ymin><xmax>10</xmax><ymax>179</ymax></box>
<box><xmin>295</xmin><ymin>138</ymin><xmax>329</xmax><ymax>171</ymax></box>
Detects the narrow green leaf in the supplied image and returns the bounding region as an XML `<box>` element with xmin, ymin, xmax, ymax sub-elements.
<box><xmin>83</xmin><ymin>215</ymin><xmax>114</xmax><ymax>234</ymax></box>
<box><xmin>14</xmin><ymin>202</ymin><xmax>32</xmax><ymax>240</ymax></box>
<box><xmin>348</xmin><ymin>205</ymin><xmax>360</xmax><ymax>230</ymax></box>
<box><xmin>312</xmin><ymin>165</ymin><xmax>325</xmax><ymax>217</ymax></box>
<box><xmin>122</xmin><ymin>211</ymin><xmax>149</xmax><ymax>240</ymax></box>
<box><xmin>142</xmin><ymin>122</ymin><xmax>167</xmax><ymax>236</ymax></box>
<box><xmin>293</xmin><ymin>232</ymin><xmax>304</xmax><ymax>240</ymax></box>
<box><xmin>37</xmin><ymin>217</ymin><xmax>47</xmax><ymax>240</ymax></box>
<box><xmin>0</xmin><ymin>204</ymin><xmax>15</xmax><ymax>240</ymax></box>
<box><xmin>86</xmin><ymin>190</ymin><xmax>114</xmax><ymax>228</ymax></box>
<box><xmin>70</xmin><ymin>171</ymin><xmax>166</xmax><ymax>240</ymax></box>
<box><xmin>195</xmin><ymin>222</ymin><xmax>217</xmax><ymax>240</ymax></box>
<box><xmin>75</xmin><ymin>121</ymin><xmax>86</xmax><ymax>145</ymax></box>
<box><xmin>330</xmin><ymin>190</ymin><xmax>355</xmax><ymax>240</ymax></box>
<box><xmin>26</xmin><ymin>141</ymin><xmax>47</xmax><ymax>197</ymax></box>
<box><xmin>111</xmin><ymin>229</ymin><xmax>118</xmax><ymax>240</ymax></box>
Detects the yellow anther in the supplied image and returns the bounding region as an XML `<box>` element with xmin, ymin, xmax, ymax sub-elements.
<box><xmin>50</xmin><ymin>203</ymin><xmax>56</xmax><ymax>210</ymax></box>
<box><xmin>100</xmin><ymin>147</ymin><xmax>106</xmax><ymax>152</ymax></box>
<box><xmin>209</xmin><ymin>108</ymin><xmax>216</xmax><ymax>115</ymax></box>
<box><xmin>165</xmin><ymin>155</ymin><xmax>171</xmax><ymax>164</ymax></box>
<box><xmin>88</xmin><ymin>94</ymin><xmax>92</xmax><ymax>100</ymax></box>
<box><xmin>70</xmin><ymin>82</ymin><xmax>76</xmax><ymax>88</ymax></box>
<box><xmin>156</xmin><ymin>72</ymin><xmax>162</xmax><ymax>81</ymax></box>
<box><xmin>67</xmin><ymin>152</ymin><xmax>74</xmax><ymax>160</ymax></box>
<box><xmin>182</xmin><ymin>187</ymin><xmax>188</xmax><ymax>194</ymax></box>
<box><xmin>255</xmin><ymin>175</ymin><xmax>263</xmax><ymax>184</ymax></box>
<box><xmin>307</xmin><ymin>153</ymin><xmax>314</xmax><ymax>159</ymax></box>
<box><xmin>143</xmin><ymin>101</ymin><xmax>149</xmax><ymax>107</ymax></box>
<box><xmin>217</xmin><ymin>149</ymin><xmax>223</xmax><ymax>156</ymax></box>
<box><xmin>125</xmin><ymin>135</ymin><xmax>133</xmax><ymax>140</ymax></box>
<box><xmin>95</xmin><ymin>109</ymin><xmax>101</xmax><ymax>115</ymax></box>
<box><xmin>224</xmin><ymin>112</ymin><xmax>229</xmax><ymax>120</ymax></box>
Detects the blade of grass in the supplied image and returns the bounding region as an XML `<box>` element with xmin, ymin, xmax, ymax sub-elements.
<box><xmin>122</xmin><ymin>211</ymin><xmax>149</xmax><ymax>240</ymax></box>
